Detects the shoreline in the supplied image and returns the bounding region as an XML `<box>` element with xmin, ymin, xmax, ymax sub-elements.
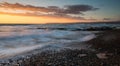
<box><xmin>0</xmin><ymin>49</ymin><xmax>103</xmax><ymax>66</ymax></box>
<box><xmin>0</xmin><ymin>30</ymin><xmax>120</xmax><ymax>66</ymax></box>
<box><xmin>0</xmin><ymin>48</ymin><xmax>119</xmax><ymax>66</ymax></box>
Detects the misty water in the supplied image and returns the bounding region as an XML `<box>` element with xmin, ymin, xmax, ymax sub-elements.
<box><xmin>0</xmin><ymin>23</ymin><xmax>120</xmax><ymax>58</ymax></box>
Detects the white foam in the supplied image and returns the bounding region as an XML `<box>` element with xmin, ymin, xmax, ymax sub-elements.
<box><xmin>0</xmin><ymin>26</ymin><xmax>97</xmax><ymax>59</ymax></box>
<box><xmin>80</xmin><ymin>34</ymin><xmax>96</xmax><ymax>41</ymax></box>
<box><xmin>0</xmin><ymin>44</ymin><xmax>46</xmax><ymax>58</ymax></box>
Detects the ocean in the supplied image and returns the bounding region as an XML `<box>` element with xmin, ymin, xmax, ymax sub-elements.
<box><xmin>0</xmin><ymin>23</ymin><xmax>120</xmax><ymax>59</ymax></box>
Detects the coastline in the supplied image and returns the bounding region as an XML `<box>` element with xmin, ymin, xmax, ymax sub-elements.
<box><xmin>0</xmin><ymin>30</ymin><xmax>120</xmax><ymax>66</ymax></box>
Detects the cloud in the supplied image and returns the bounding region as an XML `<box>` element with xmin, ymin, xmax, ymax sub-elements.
<box><xmin>0</xmin><ymin>2</ymin><xmax>51</xmax><ymax>12</ymax></box>
<box><xmin>103</xmin><ymin>18</ymin><xmax>112</xmax><ymax>20</ymax></box>
<box><xmin>0</xmin><ymin>2</ymin><xmax>99</xmax><ymax>20</ymax></box>
<box><xmin>63</xmin><ymin>5</ymin><xmax>98</xmax><ymax>14</ymax></box>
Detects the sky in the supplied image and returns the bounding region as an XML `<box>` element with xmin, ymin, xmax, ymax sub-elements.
<box><xmin>0</xmin><ymin>0</ymin><xmax>120</xmax><ymax>24</ymax></box>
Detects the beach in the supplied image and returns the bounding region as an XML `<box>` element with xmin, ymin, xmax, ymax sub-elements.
<box><xmin>0</xmin><ymin>24</ymin><xmax>120</xmax><ymax>66</ymax></box>
<box><xmin>0</xmin><ymin>0</ymin><xmax>120</xmax><ymax>65</ymax></box>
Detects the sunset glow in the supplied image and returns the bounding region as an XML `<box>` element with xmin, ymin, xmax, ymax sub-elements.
<box><xmin>0</xmin><ymin>0</ymin><xmax>119</xmax><ymax>24</ymax></box>
<box><xmin>0</xmin><ymin>14</ymin><xmax>84</xmax><ymax>24</ymax></box>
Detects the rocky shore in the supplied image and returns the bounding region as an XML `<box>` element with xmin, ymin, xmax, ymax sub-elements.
<box><xmin>87</xmin><ymin>30</ymin><xmax>120</xmax><ymax>53</ymax></box>
<box><xmin>0</xmin><ymin>30</ymin><xmax>120</xmax><ymax>66</ymax></box>
<box><xmin>0</xmin><ymin>48</ymin><xmax>119</xmax><ymax>66</ymax></box>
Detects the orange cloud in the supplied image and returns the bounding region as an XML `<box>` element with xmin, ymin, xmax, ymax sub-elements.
<box><xmin>0</xmin><ymin>2</ymin><xmax>99</xmax><ymax>19</ymax></box>
<box><xmin>0</xmin><ymin>2</ymin><xmax>99</xmax><ymax>24</ymax></box>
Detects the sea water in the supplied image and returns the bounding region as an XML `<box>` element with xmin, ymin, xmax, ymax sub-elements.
<box><xmin>0</xmin><ymin>23</ymin><xmax>119</xmax><ymax>58</ymax></box>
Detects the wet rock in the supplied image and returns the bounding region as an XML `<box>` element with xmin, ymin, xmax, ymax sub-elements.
<box><xmin>78</xmin><ymin>54</ymin><xmax>87</xmax><ymax>57</ymax></box>
<box><xmin>96</xmin><ymin>53</ymin><xmax>107</xmax><ymax>59</ymax></box>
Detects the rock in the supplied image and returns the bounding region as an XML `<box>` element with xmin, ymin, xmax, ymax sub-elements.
<box><xmin>48</xmin><ymin>63</ymin><xmax>52</xmax><ymax>65</ymax></box>
<box><xmin>13</xmin><ymin>63</ymin><xmax>19</xmax><ymax>66</ymax></box>
<box><xmin>96</xmin><ymin>53</ymin><xmax>107</xmax><ymax>59</ymax></box>
<box><xmin>78</xmin><ymin>54</ymin><xmax>87</xmax><ymax>57</ymax></box>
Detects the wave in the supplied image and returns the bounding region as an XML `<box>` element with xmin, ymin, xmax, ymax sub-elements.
<box><xmin>0</xmin><ymin>23</ymin><xmax>119</xmax><ymax>59</ymax></box>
